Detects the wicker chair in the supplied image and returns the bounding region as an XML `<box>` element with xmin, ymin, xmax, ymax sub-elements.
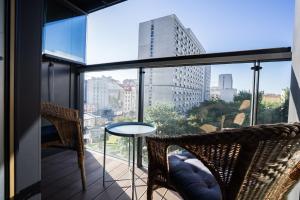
<box><xmin>41</xmin><ymin>102</ymin><xmax>86</xmax><ymax>190</ymax></box>
<box><xmin>146</xmin><ymin>123</ymin><xmax>300</xmax><ymax>200</ymax></box>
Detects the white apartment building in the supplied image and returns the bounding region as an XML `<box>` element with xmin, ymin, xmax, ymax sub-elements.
<box><xmin>86</xmin><ymin>76</ymin><xmax>124</xmax><ymax>112</ymax></box>
<box><xmin>138</xmin><ymin>14</ymin><xmax>211</xmax><ymax>112</ymax></box>
<box><xmin>122</xmin><ymin>79</ymin><xmax>137</xmax><ymax>114</ymax></box>
<box><xmin>210</xmin><ymin>74</ymin><xmax>237</xmax><ymax>102</ymax></box>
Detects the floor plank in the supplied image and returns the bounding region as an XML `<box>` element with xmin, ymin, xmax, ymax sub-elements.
<box><xmin>94</xmin><ymin>168</ymin><xmax>144</xmax><ymax>200</ymax></box>
<box><xmin>42</xmin><ymin>155</ymin><xmax>112</xmax><ymax>198</ymax></box>
<box><xmin>70</xmin><ymin>163</ymin><xmax>128</xmax><ymax>200</ymax></box>
<box><xmin>42</xmin><ymin>149</ymin><xmax>181</xmax><ymax>200</ymax></box>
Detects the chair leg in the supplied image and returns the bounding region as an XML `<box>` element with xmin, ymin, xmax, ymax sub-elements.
<box><xmin>77</xmin><ymin>148</ymin><xmax>86</xmax><ymax>190</ymax></box>
<box><xmin>80</xmin><ymin>159</ymin><xmax>87</xmax><ymax>190</ymax></box>
<box><xmin>147</xmin><ymin>179</ymin><xmax>154</xmax><ymax>200</ymax></box>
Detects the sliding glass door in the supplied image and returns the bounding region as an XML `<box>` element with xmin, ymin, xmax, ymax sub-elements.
<box><xmin>0</xmin><ymin>0</ymin><xmax>4</xmax><ymax>198</ymax></box>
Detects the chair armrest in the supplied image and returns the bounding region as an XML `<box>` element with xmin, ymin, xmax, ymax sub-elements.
<box><xmin>146</xmin><ymin>132</ymin><xmax>241</xmax><ymax>186</ymax></box>
<box><xmin>146</xmin><ymin>136</ymin><xmax>170</xmax><ymax>179</ymax></box>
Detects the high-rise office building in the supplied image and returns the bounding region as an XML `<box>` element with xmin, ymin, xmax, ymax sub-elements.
<box><xmin>138</xmin><ymin>14</ymin><xmax>211</xmax><ymax>112</ymax></box>
<box><xmin>210</xmin><ymin>74</ymin><xmax>237</xmax><ymax>102</ymax></box>
<box><xmin>219</xmin><ymin>74</ymin><xmax>233</xmax><ymax>89</ymax></box>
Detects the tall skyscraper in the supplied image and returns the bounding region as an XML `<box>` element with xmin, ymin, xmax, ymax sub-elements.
<box><xmin>210</xmin><ymin>74</ymin><xmax>237</xmax><ymax>102</ymax></box>
<box><xmin>138</xmin><ymin>14</ymin><xmax>211</xmax><ymax>112</ymax></box>
<box><xmin>219</xmin><ymin>74</ymin><xmax>233</xmax><ymax>89</ymax></box>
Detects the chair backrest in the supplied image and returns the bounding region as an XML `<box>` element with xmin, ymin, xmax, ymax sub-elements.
<box><xmin>201</xmin><ymin>123</ymin><xmax>300</xmax><ymax>199</ymax></box>
<box><xmin>148</xmin><ymin>123</ymin><xmax>300</xmax><ymax>200</ymax></box>
<box><xmin>41</xmin><ymin>102</ymin><xmax>82</xmax><ymax>147</ymax></box>
<box><xmin>234</xmin><ymin>124</ymin><xmax>300</xmax><ymax>199</ymax></box>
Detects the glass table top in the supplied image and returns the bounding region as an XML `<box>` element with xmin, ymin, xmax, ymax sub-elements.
<box><xmin>105</xmin><ymin>122</ymin><xmax>156</xmax><ymax>137</ymax></box>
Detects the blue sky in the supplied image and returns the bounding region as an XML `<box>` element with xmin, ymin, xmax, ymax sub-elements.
<box><xmin>86</xmin><ymin>0</ymin><xmax>295</xmax><ymax>94</ymax></box>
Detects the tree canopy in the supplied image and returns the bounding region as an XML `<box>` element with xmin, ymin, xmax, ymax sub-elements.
<box><xmin>144</xmin><ymin>90</ymin><xmax>289</xmax><ymax>136</ymax></box>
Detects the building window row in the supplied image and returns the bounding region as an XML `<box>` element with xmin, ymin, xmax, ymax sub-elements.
<box><xmin>150</xmin><ymin>24</ymin><xmax>154</xmax><ymax>57</ymax></box>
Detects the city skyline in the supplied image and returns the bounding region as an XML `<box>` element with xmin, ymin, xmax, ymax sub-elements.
<box><xmin>85</xmin><ymin>74</ymin><xmax>285</xmax><ymax>110</ymax></box>
<box><xmin>84</xmin><ymin>61</ymin><xmax>291</xmax><ymax>94</ymax></box>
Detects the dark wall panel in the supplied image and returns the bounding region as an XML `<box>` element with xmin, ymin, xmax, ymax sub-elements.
<box><xmin>41</xmin><ymin>62</ymin><xmax>70</xmax><ymax>108</ymax></box>
<box><xmin>41</xmin><ymin>63</ymin><xmax>48</xmax><ymax>103</ymax></box>
<box><xmin>41</xmin><ymin>61</ymin><xmax>78</xmax><ymax>128</ymax></box>
<box><xmin>53</xmin><ymin>63</ymin><xmax>71</xmax><ymax>107</ymax></box>
<box><xmin>14</xmin><ymin>0</ymin><xmax>43</xmax><ymax>198</ymax></box>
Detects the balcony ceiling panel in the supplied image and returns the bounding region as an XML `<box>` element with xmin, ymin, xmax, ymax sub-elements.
<box><xmin>46</xmin><ymin>0</ymin><xmax>126</xmax><ymax>22</ymax></box>
<box><xmin>68</xmin><ymin>0</ymin><xmax>126</xmax><ymax>13</ymax></box>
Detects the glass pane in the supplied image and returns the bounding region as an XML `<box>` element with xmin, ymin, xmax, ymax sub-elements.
<box><xmin>83</xmin><ymin>70</ymin><xmax>139</xmax><ymax>161</ymax></box>
<box><xmin>143</xmin><ymin>64</ymin><xmax>252</xmax><ymax>164</ymax></box>
<box><xmin>43</xmin><ymin>15</ymin><xmax>87</xmax><ymax>63</ymax></box>
<box><xmin>257</xmin><ymin>62</ymin><xmax>291</xmax><ymax>124</ymax></box>
<box><xmin>0</xmin><ymin>0</ymin><xmax>4</xmax><ymax>198</ymax></box>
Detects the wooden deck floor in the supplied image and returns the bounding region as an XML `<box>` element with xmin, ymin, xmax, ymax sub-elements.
<box><xmin>41</xmin><ymin>149</ymin><xmax>182</xmax><ymax>200</ymax></box>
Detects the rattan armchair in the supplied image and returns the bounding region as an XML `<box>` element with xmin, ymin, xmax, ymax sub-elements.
<box><xmin>41</xmin><ymin>102</ymin><xmax>86</xmax><ymax>190</ymax></box>
<box><xmin>146</xmin><ymin>123</ymin><xmax>300</xmax><ymax>200</ymax></box>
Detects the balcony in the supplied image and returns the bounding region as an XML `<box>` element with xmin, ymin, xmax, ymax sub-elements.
<box><xmin>41</xmin><ymin>47</ymin><xmax>298</xmax><ymax>200</ymax></box>
<box><xmin>39</xmin><ymin>1</ymin><xmax>298</xmax><ymax>200</ymax></box>
<box><xmin>2</xmin><ymin>0</ymin><xmax>299</xmax><ymax>199</ymax></box>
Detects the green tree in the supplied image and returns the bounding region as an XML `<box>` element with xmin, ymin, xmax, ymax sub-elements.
<box><xmin>234</xmin><ymin>90</ymin><xmax>252</xmax><ymax>102</ymax></box>
<box><xmin>233</xmin><ymin>91</ymin><xmax>253</xmax><ymax>125</ymax></box>
<box><xmin>144</xmin><ymin>103</ymin><xmax>186</xmax><ymax>136</ymax></box>
<box><xmin>186</xmin><ymin>99</ymin><xmax>245</xmax><ymax>133</ymax></box>
<box><xmin>257</xmin><ymin>89</ymin><xmax>289</xmax><ymax>124</ymax></box>
<box><xmin>281</xmin><ymin>88</ymin><xmax>290</xmax><ymax>121</ymax></box>
<box><xmin>274</xmin><ymin>88</ymin><xmax>289</xmax><ymax>123</ymax></box>
<box><xmin>144</xmin><ymin>89</ymin><xmax>290</xmax><ymax>137</ymax></box>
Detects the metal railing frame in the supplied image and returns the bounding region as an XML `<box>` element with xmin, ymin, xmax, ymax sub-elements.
<box><xmin>76</xmin><ymin>47</ymin><xmax>292</xmax><ymax>167</ymax></box>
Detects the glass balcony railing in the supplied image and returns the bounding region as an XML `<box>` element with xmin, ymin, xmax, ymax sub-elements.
<box><xmin>257</xmin><ymin>62</ymin><xmax>291</xmax><ymax>124</ymax></box>
<box><xmin>141</xmin><ymin>62</ymin><xmax>291</xmax><ymax>164</ymax></box>
<box><xmin>81</xmin><ymin>50</ymin><xmax>292</xmax><ymax>166</ymax></box>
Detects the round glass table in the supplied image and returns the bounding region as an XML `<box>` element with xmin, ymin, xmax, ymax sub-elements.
<box><xmin>103</xmin><ymin>122</ymin><xmax>156</xmax><ymax>200</ymax></box>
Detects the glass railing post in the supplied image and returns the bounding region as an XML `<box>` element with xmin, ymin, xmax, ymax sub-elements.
<box><xmin>77</xmin><ymin>73</ymin><xmax>84</xmax><ymax>120</ymax></box>
<box><xmin>137</xmin><ymin>67</ymin><xmax>145</xmax><ymax>167</ymax></box>
<box><xmin>250</xmin><ymin>61</ymin><xmax>262</xmax><ymax>125</ymax></box>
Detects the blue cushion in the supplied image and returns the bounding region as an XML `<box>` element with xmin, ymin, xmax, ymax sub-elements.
<box><xmin>168</xmin><ymin>151</ymin><xmax>222</xmax><ymax>200</ymax></box>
